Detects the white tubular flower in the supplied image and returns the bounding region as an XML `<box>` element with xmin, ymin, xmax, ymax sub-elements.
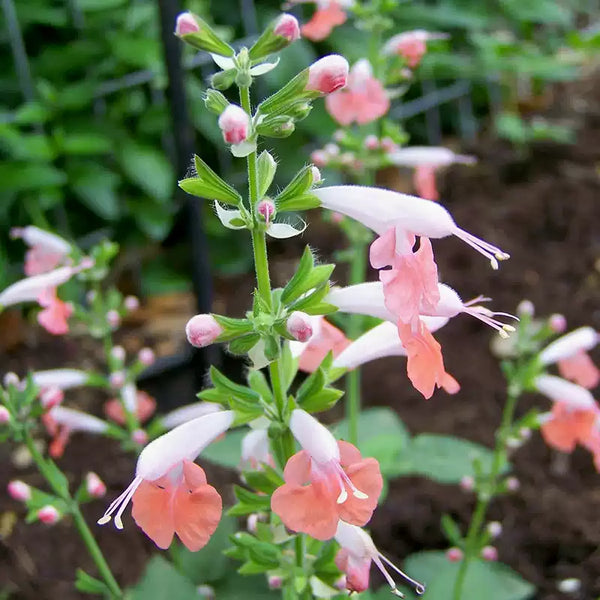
<box><xmin>388</xmin><ymin>146</ymin><xmax>475</xmax><ymax>167</ymax></box>
<box><xmin>32</xmin><ymin>368</ymin><xmax>89</xmax><ymax>390</ymax></box>
<box><xmin>534</xmin><ymin>374</ymin><xmax>596</xmax><ymax>410</ymax></box>
<box><xmin>539</xmin><ymin>327</ymin><xmax>599</xmax><ymax>365</ymax></box>
<box><xmin>0</xmin><ymin>266</ymin><xmax>78</xmax><ymax>307</ymax></box>
<box><xmin>160</xmin><ymin>402</ymin><xmax>222</xmax><ymax>430</ymax></box>
<box><xmin>48</xmin><ymin>406</ymin><xmax>109</xmax><ymax>434</ymax></box>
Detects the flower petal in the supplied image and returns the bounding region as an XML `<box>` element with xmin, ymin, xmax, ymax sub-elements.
<box><xmin>131</xmin><ymin>478</ymin><xmax>176</xmax><ymax>549</ymax></box>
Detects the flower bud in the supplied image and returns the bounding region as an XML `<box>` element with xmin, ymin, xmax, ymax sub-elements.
<box><xmin>185</xmin><ymin>314</ymin><xmax>223</xmax><ymax>348</ymax></box>
<box><xmin>274</xmin><ymin>14</ymin><xmax>300</xmax><ymax>42</ymax></box>
<box><xmin>247</xmin><ymin>514</ymin><xmax>259</xmax><ymax>533</ymax></box>
<box><xmin>549</xmin><ymin>313</ymin><xmax>567</xmax><ymax>333</ymax></box>
<box><xmin>324</xmin><ymin>143</ymin><xmax>340</xmax><ymax>156</ymax></box>
<box><xmin>364</xmin><ymin>134</ymin><xmax>379</xmax><ymax>150</ymax></box>
<box><xmin>205</xmin><ymin>89</ymin><xmax>229</xmax><ymax>115</ymax></box>
<box><xmin>0</xmin><ymin>406</ymin><xmax>10</xmax><ymax>424</ymax></box>
<box><xmin>40</xmin><ymin>387</ymin><xmax>64</xmax><ymax>410</ymax></box>
<box><xmin>334</xmin><ymin>575</ymin><xmax>347</xmax><ymax>590</ymax></box>
<box><xmin>287</xmin><ymin>311</ymin><xmax>313</xmax><ymax>342</ymax></box>
<box><xmin>310</xmin><ymin>150</ymin><xmax>328</xmax><ymax>167</ymax></box>
<box><xmin>8</xmin><ymin>480</ymin><xmax>31</xmax><ymax>502</ymax></box>
<box><xmin>175</xmin><ymin>12</ymin><xmax>200</xmax><ymax>35</ymax></box>
<box><xmin>138</xmin><ymin>347</ymin><xmax>155</xmax><ymax>366</ymax></box>
<box><xmin>257</xmin><ymin>200</ymin><xmax>276</xmax><ymax>224</ymax></box>
<box><xmin>111</xmin><ymin>345</ymin><xmax>126</xmax><ymax>362</ymax></box>
<box><xmin>506</xmin><ymin>476</ymin><xmax>520</xmax><ymax>491</ymax></box>
<box><xmin>268</xmin><ymin>575</ymin><xmax>283</xmax><ymax>590</ymax></box>
<box><xmin>38</xmin><ymin>505</ymin><xmax>60</xmax><ymax>524</ymax></box>
<box><xmin>516</xmin><ymin>299</ymin><xmax>535</xmax><ymax>317</ymax></box>
<box><xmin>487</xmin><ymin>521</ymin><xmax>502</xmax><ymax>538</ymax></box>
<box><xmin>124</xmin><ymin>295</ymin><xmax>140</xmax><ymax>311</ymax></box>
<box><xmin>85</xmin><ymin>472</ymin><xmax>107</xmax><ymax>498</ymax></box>
<box><xmin>106</xmin><ymin>310</ymin><xmax>121</xmax><ymax>329</ymax></box>
<box><xmin>307</xmin><ymin>55</ymin><xmax>349</xmax><ymax>94</ymax></box>
<box><xmin>380</xmin><ymin>137</ymin><xmax>397</xmax><ymax>153</ymax></box>
<box><xmin>481</xmin><ymin>546</ymin><xmax>498</xmax><ymax>561</ymax></box>
<box><xmin>310</xmin><ymin>166</ymin><xmax>322</xmax><ymax>184</ymax></box>
<box><xmin>3</xmin><ymin>372</ymin><xmax>19</xmax><ymax>387</ymax></box>
<box><xmin>459</xmin><ymin>475</ymin><xmax>474</xmax><ymax>491</ymax></box>
<box><xmin>109</xmin><ymin>371</ymin><xmax>125</xmax><ymax>389</ymax></box>
<box><xmin>446</xmin><ymin>547</ymin><xmax>463</xmax><ymax>562</ymax></box>
<box><xmin>132</xmin><ymin>429</ymin><xmax>148</xmax><ymax>445</ymax></box>
<box><xmin>218</xmin><ymin>104</ymin><xmax>250</xmax><ymax>145</ymax></box>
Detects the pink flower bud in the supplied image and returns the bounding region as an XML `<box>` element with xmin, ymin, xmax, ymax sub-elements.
<box><xmin>185</xmin><ymin>314</ymin><xmax>223</xmax><ymax>348</ymax></box>
<box><xmin>487</xmin><ymin>521</ymin><xmax>502</xmax><ymax>538</ymax></box>
<box><xmin>311</xmin><ymin>166</ymin><xmax>322</xmax><ymax>184</ymax></box>
<box><xmin>481</xmin><ymin>545</ymin><xmax>498</xmax><ymax>561</ymax></box>
<box><xmin>549</xmin><ymin>313</ymin><xmax>567</xmax><ymax>333</ymax></box>
<box><xmin>111</xmin><ymin>345</ymin><xmax>126</xmax><ymax>362</ymax></box>
<box><xmin>218</xmin><ymin>105</ymin><xmax>250</xmax><ymax>145</ymax></box>
<box><xmin>3</xmin><ymin>372</ymin><xmax>19</xmax><ymax>387</ymax></box>
<box><xmin>364</xmin><ymin>135</ymin><xmax>379</xmax><ymax>150</ymax></box>
<box><xmin>311</xmin><ymin>150</ymin><xmax>328</xmax><ymax>167</ymax></box>
<box><xmin>247</xmin><ymin>514</ymin><xmax>258</xmax><ymax>533</ymax></box>
<box><xmin>0</xmin><ymin>406</ymin><xmax>10</xmax><ymax>424</ymax></box>
<box><xmin>132</xmin><ymin>429</ymin><xmax>148</xmax><ymax>445</ymax></box>
<box><xmin>287</xmin><ymin>311</ymin><xmax>313</xmax><ymax>342</ymax></box>
<box><xmin>273</xmin><ymin>14</ymin><xmax>300</xmax><ymax>42</ymax></box>
<box><xmin>8</xmin><ymin>480</ymin><xmax>31</xmax><ymax>502</ymax></box>
<box><xmin>257</xmin><ymin>200</ymin><xmax>275</xmax><ymax>224</ymax></box>
<box><xmin>459</xmin><ymin>475</ymin><xmax>474</xmax><ymax>491</ymax></box>
<box><xmin>109</xmin><ymin>371</ymin><xmax>125</xmax><ymax>389</ymax></box>
<box><xmin>506</xmin><ymin>476</ymin><xmax>520</xmax><ymax>491</ymax></box>
<box><xmin>124</xmin><ymin>295</ymin><xmax>140</xmax><ymax>311</ymax></box>
<box><xmin>380</xmin><ymin>137</ymin><xmax>397</xmax><ymax>153</ymax></box>
<box><xmin>106</xmin><ymin>310</ymin><xmax>121</xmax><ymax>329</ymax></box>
<box><xmin>268</xmin><ymin>575</ymin><xmax>283</xmax><ymax>590</ymax></box>
<box><xmin>86</xmin><ymin>472</ymin><xmax>106</xmax><ymax>498</ymax></box>
<box><xmin>446</xmin><ymin>547</ymin><xmax>463</xmax><ymax>562</ymax></box>
<box><xmin>40</xmin><ymin>387</ymin><xmax>64</xmax><ymax>410</ymax></box>
<box><xmin>175</xmin><ymin>12</ymin><xmax>200</xmax><ymax>36</ymax></box>
<box><xmin>307</xmin><ymin>55</ymin><xmax>349</xmax><ymax>94</ymax></box>
<box><xmin>324</xmin><ymin>143</ymin><xmax>340</xmax><ymax>156</ymax></box>
<box><xmin>334</xmin><ymin>575</ymin><xmax>347</xmax><ymax>591</ymax></box>
<box><xmin>38</xmin><ymin>505</ymin><xmax>60</xmax><ymax>524</ymax></box>
<box><xmin>138</xmin><ymin>347</ymin><xmax>155</xmax><ymax>366</ymax></box>
<box><xmin>517</xmin><ymin>299</ymin><xmax>534</xmax><ymax>317</ymax></box>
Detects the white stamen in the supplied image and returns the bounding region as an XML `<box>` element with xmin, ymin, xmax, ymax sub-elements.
<box><xmin>97</xmin><ymin>476</ymin><xmax>142</xmax><ymax>528</ymax></box>
<box><xmin>379</xmin><ymin>553</ymin><xmax>426</xmax><ymax>595</ymax></box>
<box><xmin>337</xmin><ymin>487</ymin><xmax>348</xmax><ymax>504</ymax></box>
<box><xmin>335</xmin><ymin>463</ymin><xmax>368</xmax><ymax>502</ymax></box>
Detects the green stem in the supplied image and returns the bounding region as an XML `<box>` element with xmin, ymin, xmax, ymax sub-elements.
<box><xmin>24</xmin><ymin>432</ymin><xmax>122</xmax><ymax>598</ymax></box>
<box><xmin>452</xmin><ymin>385</ymin><xmax>521</xmax><ymax>600</ymax></box>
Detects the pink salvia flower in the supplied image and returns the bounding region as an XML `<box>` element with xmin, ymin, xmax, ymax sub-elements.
<box><xmin>11</xmin><ymin>226</ymin><xmax>71</xmax><ymax>276</ymax></box>
<box><xmin>271</xmin><ymin>410</ymin><xmax>383</xmax><ymax>540</ymax></box>
<box><xmin>36</xmin><ymin>288</ymin><xmax>73</xmax><ymax>335</ymax></box>
<box><xmin>307</xmin><ymin>55</ymin><xmax>349</xmax><ymax>94</ymax></box>
<box><xmin>218</xmin><ymin>104</ymin><xmax>250</xmax><ymax>145</ymax></box>
<box><xmin>160</xmin><ymin>401</ymin><xmax>221</xmax><ymax>430</ymax></box>
<box><xmin>274</xmin><ymin>13</ymin><xmax>301</xmax><ymax>41</ymax></box>
<box><xmin>287</xmin><ymin>311</ymin><xmax>314</xmax><ymax>342</ymax></box>
<box><xmin>558</xmin><ymin>353</ymin><xmax>600</xmax><ymax>390</ymax></box>
<box><xmin>313</xmin><ymin>185</ymin><xmax>510</xmax><ymax>269</ymax></box>
<box><xmin>388</xmin><ymin>146</ymin><xmax>476</xmax><ymax>168</ymax></box>
<box><xmin>185</xmin><ymin>314</ymin><xmax>223</xmax><ymax>348</ymax></box>
<box><xmin>38</xmin><ymin>505</ymin><xmax>60</xmax><ymax>524</ymax></box>
<box><xmin>98</xmin><ymin>411</ymin><xmax>233</xmax><ymax>551</ymax></box>
<box><xmin>175</xmin><ymin>12</ymin><xmax>200</xmax><ymax>35</ymax></box>
<box><xmin>540</xmin><ymin>402</ymin><xmax>599</xmax><ymax>453</ymax></box>
<box><xmin>8</xmin><ymin>480</ymin><xmax>31</xmax><ymax>502</ymax></box>
<box><xmin>325</xmin><ymin>59</ymin><xmax>390</xmax><ymax>126</ymax></box>
<box><xmin>132</xmin><ymin>429</ymin><xmax>148</xmax><ymax>445</ymax></box>
<box><xmin>86</xmin><ymin>472</ymin><xmax>107</xmax><ymax>498</ymax></box>
<box><xmin>301</xmin><ymin>2</ymin><xmax>347</xmax><ymax>41</ymax></box>
<box><xmin>549</xmin><ymin>313</ymin><xmax>567</xmax><ymax>333</ymax></box>
<box><xmin>334</xmin><ymin>521</ymin><xmax>425</xmax><ymax>596</ymax></box>
<box><xmin>40</xmin><ymin>386</ymin><xmax>64</xmax><ymax>410</ymax></box>
<box><xmin>413</xmin><ymin>165</ymin><xmax>439</xmax><ymax>201</ymax></box>
<box><xmin>384</xmin><ymin>30</ymin><xmax>449</xmax><ymax>68</ymax></box>
<box><xmin>0</xmin><ymin>406</ymin><xmax>10</xmax><ymax>424</ymax></box>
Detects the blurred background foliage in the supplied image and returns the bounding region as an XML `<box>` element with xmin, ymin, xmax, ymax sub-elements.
<box><xmin>1</xmin><ymin>0</ymin><xmax>599</xmax><ymax>292</ymax></box>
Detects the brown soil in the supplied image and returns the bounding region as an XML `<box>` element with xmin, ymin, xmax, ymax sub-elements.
<box><xmin>2</xmin><ymin>75</ymin><xmax>600</xmax><ymax>599</ymax></box>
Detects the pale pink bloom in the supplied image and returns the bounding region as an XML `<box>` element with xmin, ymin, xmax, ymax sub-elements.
<box><xmin>388</xmin><ymin>146</ymin><xmax>475</xmax><ymax>168</ymax></box>
<box><xmin>43</xmin><ymin>406</ymin><xmax>109</xmax><ymax>458</ymax></box>
<box><xmin>11</xmin><ymin>226</ymin><xmax>71</xmax><ymax>276</ymax></box>
<box><xmin>413</xmin><ymin>165</ymin><xmax>439</xmax><ymax>201</ymax></box>
<box><xmin>218</xmin><ymin>105</ymin><xmax>253</xmax><ymax>157</ymax></box>
<box><xmin>138</xmin><ymin>347</ymin><xmax>155</xmax><ymax>366</ymax></box>
<box><xmin>175</xmin><ymin>12</ymin><xmax>200</xmax><ymax>35</ymax></box>
<box><xmin>32</xmin><ymin>368</ymin><xmax>88</xmax><ymax>390</ymax></box>
<box><xmin>459</xmin><ymin>475</ymin><xmax>474</xmax><ymax>491</ymax></box>
<box><xmin>8</xmin><ymin>480</ymin><xmax>31</xmax><ymax>502</ymax></box>
<box><xmin>0</xmin><ymin>406</ymin><xmax>10</xmax><ymax>424</ymax></box>
<box><xmin>300</xmin><ymin>2</ymin><xmax>347</xmax><ymax>41</ymax></box>
<box><xmin>257</xmin><ymin>199</ymin><xmax>276</xmax><ymax>224</ymax></box>
<box><xmin>104</xmin><ymin>388</ymin><xmax>157</xmax><ymax>425</ymax></box>
<box><xmin>311</xmin><ymin>150</ymin><xmax>329</xmax><ymax>167</ymax></box>
<box><xmin>325</xmin><ymin>59</ymin><xmax>389</xmax><ymax>126</ymax></box>
<box><xmin>289</xmin><ymin>316</ymin><xmax>351</xmax><ymax>373</ymax></box>
<box><xmin>106</xmin><ymin>309</ymin><xmax>120</xmax><ymax>329</ymax></box>
<box><xmin>109</xmin><ymin>371</ymin><xmax>126</xmax><ymax>388</ymax></box>
<box><xmin>111</xmin><ymin>346</ymin><xmax>126</xmax><ymax>362</ymax></box>
<box><xmin>124</xmin><ymin>295</ymin><xmax>140</xmax><ymax>311</ymax></box>
<box><xmin>540</xmin><ymin>401</ymin><xmax>599</xmax><ymax>453</ymax></box>
<box><xmin>37</xmin><ymin>288</ymin><xmax>73</xmax><ymax>335</ymax></box>
<box><xmin>132</xmin><ymin>429</ymin><xmax>148</xmax><ymax>445</ymax></box>
<box><xmin>287</xmin><ymin>311</ymin><xmax>314</xmax><ymax>342</ymax></box>
<box><xmin>241</xmin><ymin>428</ymin><xmax>273</xmax><ymax>470</ymax></box>
<box><xmin>38</xmin><ymin>505</ymin><xmax>60</xmax><ymax>524</ymax></box>
<box><xmin>334</xmin><ymin>521</ymin><xmax>425</xmax><ymax>596</ymax></box>
<box><xmin>160</xmin><ymin>402</ymin><xmax>221</xmax><ymax>430</ymax></box>
<box><xmin>539</xmin><ymin>327</ymin><xmax>599</xmax><ymax>389</ymax></box>
<box><xmin>40</xmin><ymin>387</ymin><xmax>64</xmax><ymax>410</ymax></box>
<box><xmin>384</xmin><ymin>30</ymin><xmax>449</xmax><ymax>67</ymax></box>
<box><xmin>487</xmin><ymin>521</ymin><xmax>502</xmax><ymax>538</ymax></box>
<box><xmin>481</xmin><ymin>546</ymin><xmax>498</xmax><ymax>561</ymax></box>
<box><xmin>307</xmin><ymin>55</ymin><xmax>349</xmax><ymax>94</ymax></box>
<box><xmin>534</xmin><ymin>374</ymin><xmax>596</xmax><ymax>410</ymax></box>
<box><xmin>86</xmin><ymin>472</ymin><xmax>107</xmax><ymax>498</ymax></box>
<box><xmin>313</xmin><ymin>186</ymin><xmax>510</xmax><ymax>269</ymax></box>
<box><xmin>271</xmin><ymin>410</ymin><xmax>382</xmax><ymax>540</ymax></box>
<box><xmin>446</xmin><ymin>547</ymin><xmax>463</xmax><ymax>562</ymax></box>
<box><xmin>549</xmin><ymin>313</ymin><xmax>567</xmax><ymax>333</ymax></box>
<box><xmin>98</xmin><ymin>411</ymin><xmax>233</xmax><ymax>550</ymax></box>
<box><xmin>186</xmin><ymin>314</ymin><xmax>223</xmax><ymax>348</ymax></box>
<box><xmin>274</xmin><ymin>13</ymin><xmax>301</xmax><ymax>41</ymax></box>
<box><xmin>268</xmin><ymin>575</ymin><xmax>284</xmax><ymax>590</ymax></box>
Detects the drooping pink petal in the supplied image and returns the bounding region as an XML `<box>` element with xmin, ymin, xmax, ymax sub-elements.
<box><xmin>558</xmin><ymin>352</ymin><xmax>600</xmax><ymax>390</ymax></box>
<box><xmin>283</xmin><ymin>449</ymin><xmax>312</xmax><ymax>484</ymax></box>
<box><xmin>540</xmin><ymin>402</ymin><xmax>598</xmax><ymax>453</ymax></box>
<box><xmin>337</xmin><ymin>459</ymin><xmax>382</xmax><ymax>525</ymax></box>
<box><xmin>301</xmin><ymin>4</ymin><xmax>346</xmax><ymax>41</ymax></box>
<box><xmin>36</xmin><ymin>288</ymin><xmax>72</xmax><ymax>335</ymax></box>
<box><xmin>104</xmin><ymin>391</ymin><xmax>157</xmax><ymax>425</ymax></box>
<box><xmin>354</xmin><ymin>79</ymin><xmax>389</xmax><ymax>124</ymax></box>
<box><xmin>325</xmin><ymin>90</ymin><xmax>359</xmax><ymax>126</ymax></box>
<box><xmin>414</xmin><ymin>165</ymin><xmax>439</xmax><ymax>201</ymax></box>
<box><xmin>298</xmin><ymin>319</ymin><xmax>351</xmax><ymax>373</ymax></box>
<box><xmin>335</xmin><ymin>548</ymin><xmax>371</xmax><ymax>593</ymax></box>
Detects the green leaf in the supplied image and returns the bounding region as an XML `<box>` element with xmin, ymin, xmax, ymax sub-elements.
<box><xmin>60</xmin><ymin>132</ymin><xmax>112</xmax><ymax>156</ymax></box>
<box><xmin>275</xmin><ymin>165</ymin><xmax>316</xmax><ymax>212</ymax></box>
<box><xmin>70</xmin><ymin>163</ymin><xmax>121</xmax><ymax>220</ymax></box>
<box><xmin>209</xmin><ymin>366</ymin><xmax>260</xmax><ymax>403</ymax></box>
<box><xmin>178</xmin><ymin>155</ymin><xmax>242</xmax><ymax>205</ymax></box>
<box><xmin>257</xmin><ymin>151</ymin><xmax>277</xmax><ymax>198</ymax></box>
<box><xmin>397</xmin><ymin>435</ymin><xmax>508</xmax><ymax>484</ymax></box>
<box><xmin>118</xmin><ymin>141</ymin><xmax>174</xmax><ymax>202</ymax></box>
<box><xmin>440</xmin><ymin>514</ymin><xmax>463</xmax><ymax>545</ymax></box>
<box><xmin>202</xmin><ymin>429</ymin><xmax>245</xmax><ymax>468</ymax></box>
<box><xmin>404</xmin><ymin>552</ymin><xmax>535</xmax><ymax>600</ymax></box>
<box><xmin>247</xmin><ymin>370</ymin><xmax>273</xmax><ymax>402</ymax></box>
<box><xmin>130</xmin><ymin>556</ymin><xmax>198</xmax><ymax>600</ymax></box>
<box><xmin>75</xmin><ymin>569</ymin><xmax>109</xmax><ymax>595</ymax></box>
<box><xmin>228</xmin><ymin>485</ymin><xmax>271</xmax><ymax>516</ymax></box>
<box><xmin>242</xmin><ymin>466</ymin><xmax>284</xmax><ymax>495</ymax></box>
<box><xmin>0</xmin><ymin>162</ymin><xmax>66</xmax><ymax>193</ymax></box>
